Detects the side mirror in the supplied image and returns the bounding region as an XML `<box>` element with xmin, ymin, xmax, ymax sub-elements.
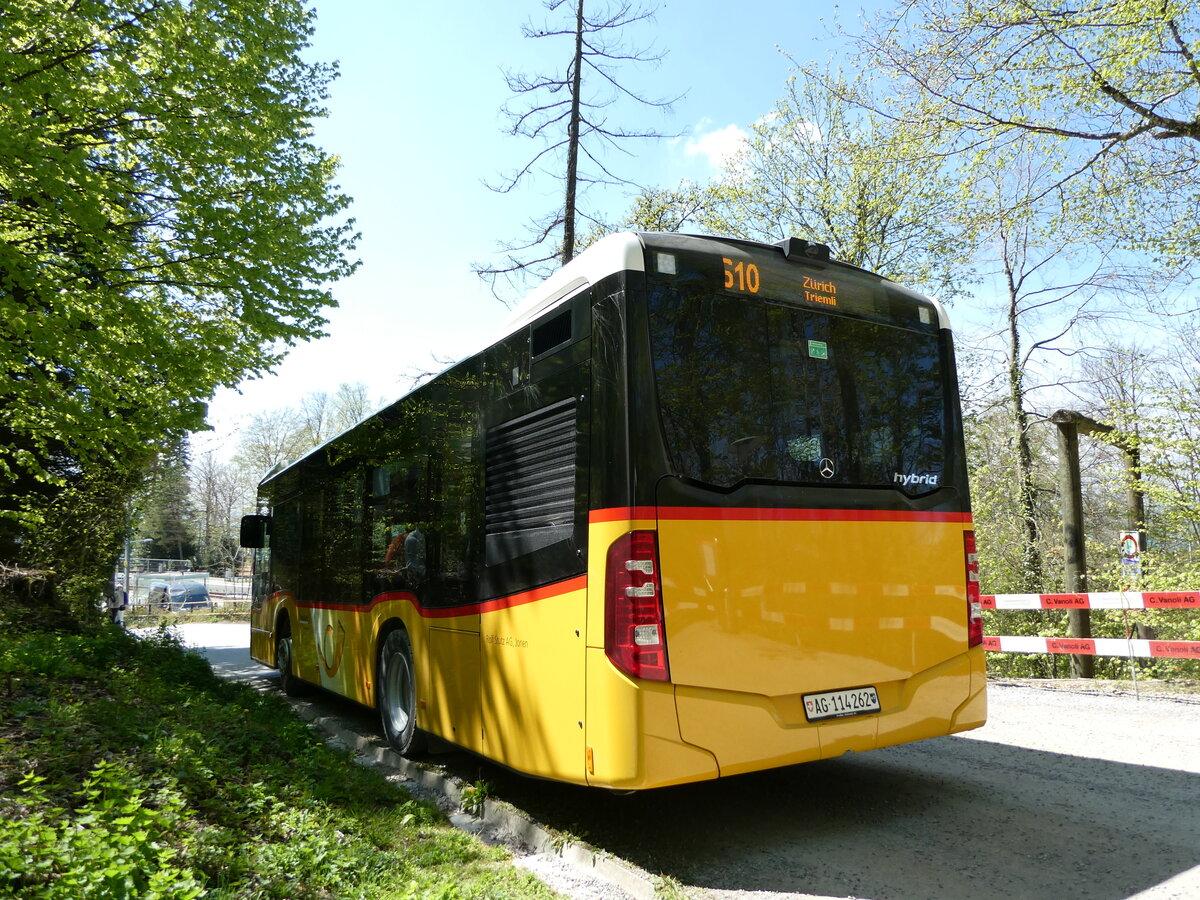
<box><xmin>239</xmin><ymin>514</ymin><xmax>270</xmax><ymax>549</ymax></box>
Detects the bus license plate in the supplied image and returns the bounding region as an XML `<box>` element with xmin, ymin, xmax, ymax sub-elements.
<box><xmin>803</xmin><ymin>686</ymin><xmax>881</xmax><ymax>722</ymax></box>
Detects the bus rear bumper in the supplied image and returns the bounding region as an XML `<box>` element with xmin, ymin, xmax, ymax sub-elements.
<box><xmin>671</xmin><ymin>646</ymin><xmax>988</xmax><ymax>779</ymax></box>
<box><xmin>584</xmin><ymin>646</ymin><xmax>986</xmax><ymax>789</ymax></box>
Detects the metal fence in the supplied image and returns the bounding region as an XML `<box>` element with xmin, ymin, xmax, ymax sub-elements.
<box><xmin>115</xmin><ymin>570</ymin><xmax>251</xmax><ymax>608</ymax></box>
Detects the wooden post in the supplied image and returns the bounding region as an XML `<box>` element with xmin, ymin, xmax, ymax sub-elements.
<box><xmin>1051</xmin><ymin>409</ymin><xmax>1122</xmax><ymax>679</ymax></box>
<box><xmin>1051</xmin><ymin>412</ymin><xmax>1093</xmax><ymax>678</ymax></box>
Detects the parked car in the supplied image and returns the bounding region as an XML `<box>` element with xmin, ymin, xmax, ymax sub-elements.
<box><xmin>148</xmin><ymin>580</ymin><xmax>211</xmax><ymax>611</ymax></box>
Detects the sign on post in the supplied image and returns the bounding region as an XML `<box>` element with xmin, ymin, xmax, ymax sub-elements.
<box><xmin>1119</xmin><ymin>532</ymin><xmax>1141</xmax><ymax>575</ymax></box>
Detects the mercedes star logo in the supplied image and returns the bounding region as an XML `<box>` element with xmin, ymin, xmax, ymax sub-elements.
<box><xmin>819</xmin><ymin>458</ymin><xmax>836</xmax><ymax>479</ymax></box>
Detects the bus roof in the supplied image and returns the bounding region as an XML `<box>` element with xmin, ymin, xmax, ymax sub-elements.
<box><xmin>259</xmin><ymin>232</ymin><xmax>950</xmax><ymax>485</ymax></box>
<box><xmin>492</xmin><ymin>232</ymin><xmax>647</xmax><ymax>344</ymax></box>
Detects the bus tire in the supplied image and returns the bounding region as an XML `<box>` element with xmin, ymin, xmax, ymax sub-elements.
<box><xmin>378</xmin><ymin>628</ymin><xmax>426</xmax><ymax>756</ymax></box>
<box><xmin>276</xmin><ymin>626</ymin><xmax>311</xmax><ymax>698</ymax></box>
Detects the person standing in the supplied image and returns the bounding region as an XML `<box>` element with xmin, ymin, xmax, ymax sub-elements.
<box><xmin>107</xmin><ymin>584</ymin><xmax>127</xmax><ymax>626</ymax></box>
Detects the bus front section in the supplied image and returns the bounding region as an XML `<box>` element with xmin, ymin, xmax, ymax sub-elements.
<box><xmin>585</xmin><ymin>234</ymin><xmax>986</xmax><ymax>789</ymax></box>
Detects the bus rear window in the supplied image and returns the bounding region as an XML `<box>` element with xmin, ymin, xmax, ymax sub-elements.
<box><xmin>648</xmin><ymin>286</ymin><xmax>946</xmax><ymax>493</ymax></box>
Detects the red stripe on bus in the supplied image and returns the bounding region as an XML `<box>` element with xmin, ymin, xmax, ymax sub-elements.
<box><xmin>591</xmin><ymin>506</ymin><xmax>971</xmax><ymax>524</ymax></box>
<box><xmin>589</xmin><ymin>507</ymin><xmax>658</xmax><ymax>523</ymax></box>
<box><xmin>297</xmin><ymin>575</ymin><xmax>589</xmax><ymax>619</ymax></box>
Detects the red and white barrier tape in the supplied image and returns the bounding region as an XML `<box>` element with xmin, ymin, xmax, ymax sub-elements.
<box><xmin>982</xmin><ymin>591</ymin><xmax>1200</xmax><ymax>610</ymax></box>
<box><xmin>982</xmin><ymin>592</ymin><xmax>1200</xmax><ymax>660</ymax></box>
<box><xmin>982</xmin><ymin>635</ymin><xmax>1200</xmax><ymax>660</ymax></box>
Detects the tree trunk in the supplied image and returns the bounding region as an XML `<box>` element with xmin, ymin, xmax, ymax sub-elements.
<box><xmin>1006</xmin><ymin>270</ymin><xmax>1043</xmax><ymax>592</ymax></box>
<box><xmin>561</xmin><ymin>0</ymin><xmax>584</xmax><ymax>265</ymax></box>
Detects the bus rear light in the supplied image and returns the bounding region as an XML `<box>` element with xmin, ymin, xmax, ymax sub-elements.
<box><xmin>965</xmin><ymin>530</ymin><xmax>983</xmax><ymax>647</ymax></box>
<box><xmin>606</xmin><ymin>531</ymin><xmax>670</xmax><ymax>682</ymax></box>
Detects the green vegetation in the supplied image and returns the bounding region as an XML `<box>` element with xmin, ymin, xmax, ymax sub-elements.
<box><xmin>0</xmin><ymin>0</ymin><xmax>357</xmax><ymax>605</ymax></box>
<box><xmin>0</xmin><ymin>616</ymin><xmax>556</xmax><ymax>900</ymax></box>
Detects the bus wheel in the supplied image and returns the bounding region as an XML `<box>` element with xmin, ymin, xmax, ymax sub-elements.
<box><xmin>276</xmin><ymin>628</ymin><xmax>310</xmax><ymax>697</ymax></box>
<box><xmin>378</xmin><ymin>629</ymin><xmax>426</xmax><ymax>756</ymax></box>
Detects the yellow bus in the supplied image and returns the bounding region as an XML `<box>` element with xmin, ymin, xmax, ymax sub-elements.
<box><xmin>240</xmin><ymin>232</ymin><xmax>986</xmax><ymax>790</ymax></box>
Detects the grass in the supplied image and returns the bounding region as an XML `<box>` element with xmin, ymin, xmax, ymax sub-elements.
<box><xmin>0</xmin><ymin>618</ymin><xmax>559</xmax><ymax>900</ymax></box>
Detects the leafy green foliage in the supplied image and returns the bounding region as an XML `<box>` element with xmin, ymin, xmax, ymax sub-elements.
<box><xmin>975</xmin><ymin>328</ymin><xmax>1200</xmax><ymax>679</ymax></box>
<box><xmin>857</xmin><ymin>0</ymin><xmax>1200</xmax><ymax>264</ymax></box>
<box><xmin>623</xmin><ymin>66</ymin><xmax>975</xmax><ymax>303</ymax></box>
<box><xmin>0</xmin><ymin>765</ymin><xmax>204</xmax><ymax>900</ymax></box>
<box><xmin>0</xmin><ymin>0</ymin><xmax>357</xmax><ymax>563</ymax></box>
<box><xmin>0</xmin><ymin>623</ymin><xmax>555</xmax><ymax>899</ymax></box>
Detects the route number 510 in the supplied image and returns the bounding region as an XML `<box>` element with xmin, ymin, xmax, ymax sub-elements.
<box><xmin>723</xmin><ymin>257</ymin><xmax>761</xmax><ymax>294</ymax></box>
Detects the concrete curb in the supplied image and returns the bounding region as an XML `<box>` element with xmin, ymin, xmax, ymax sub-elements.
<box><xmin>293</xmin><ymin>703</ymin><xmax>659</xmax><ymax>900</ymax></box>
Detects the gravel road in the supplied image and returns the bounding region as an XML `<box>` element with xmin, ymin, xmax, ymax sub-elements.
<box><xmin>176</xmin><ymin>624</ymin><xmax>1200</xmax><ymax>900</ymax></box>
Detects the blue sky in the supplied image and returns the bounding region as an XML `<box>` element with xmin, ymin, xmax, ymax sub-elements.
<box><xmin>197</xmin><ymin>0</ymin><xmax>884</xmax><ymax>456</ymax></box>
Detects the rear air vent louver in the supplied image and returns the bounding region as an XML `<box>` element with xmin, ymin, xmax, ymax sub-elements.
<box><xmin>484</xmin><ymin>398</ymin><xmax>578</xmax><ymax>565</ymax></box>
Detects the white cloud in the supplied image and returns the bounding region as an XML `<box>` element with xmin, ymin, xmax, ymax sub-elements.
<box><xmin>682</xmin><ymin>121</ymin><xmax>749</xmax><ymax>169</ymax></box>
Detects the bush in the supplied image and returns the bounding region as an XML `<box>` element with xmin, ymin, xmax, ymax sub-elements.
<box><xmin>0</xmin><ymin>624</ymin><xmax>554</xmax><ymax>899</ymax></box>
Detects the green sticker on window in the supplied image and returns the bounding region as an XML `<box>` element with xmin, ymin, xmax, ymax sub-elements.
<box><xmin>808</xmin><ymin>340</ymin><xmax>828</xmax><ymax>360</ymax></box>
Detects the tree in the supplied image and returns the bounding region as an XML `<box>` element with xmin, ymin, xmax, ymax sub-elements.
<box><xmin>856</xmin><ymin>0</ymin><xmax>1200</xmax><ymax>264</ymax></box>
<box><xmin>190</xmin><ymin>450</ymin><xmax>249</xmax><ymax>573</ymax></box>
<box><xmin>137</xmin><ymin>441</ymin><xmax>196</xmax><ymax>562</ymax></box>
<box><xmin>624</xmin><ymin>67</ymin><xmax>975</xmax><ymax>301</ymax></box>
<box><xmin>1091</xmin><ymin>326</ymin><xmax>1200</xmax><ymax>586</ymax></box>
<box><xmin>476</xmin><ymin>0</ymin><xmax>677</xmax><ymax>294</ymax></box>
<box><xmin>234</xmin><ymin>408</ymin><xmax>308</xmax><ymax>483</ymax></box>
<box><xmin>0</xmin><ymin>0</ymin><xmax>357</xmax><ymax>582</ymax></box>
<box><xmin>296</xmin><ymin>382</ymin><xmax>375</xmax><ymax>448</ymax></box>
<box><xmin>231</xmin><ymin>382</ymin><xmax>380</xmax><ymax>495</ymax></box>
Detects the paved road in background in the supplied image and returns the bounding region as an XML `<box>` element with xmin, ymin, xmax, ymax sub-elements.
<box><xmin>177</xmin><ymin>623</ymin><xmax>1200</xmax><ymax>900</ymax></box>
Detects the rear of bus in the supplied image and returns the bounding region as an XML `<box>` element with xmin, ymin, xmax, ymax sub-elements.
<box><xmin>585</xmin><ymin>233</ymin><xmax>986</xmax><ymax>789</ymax></box>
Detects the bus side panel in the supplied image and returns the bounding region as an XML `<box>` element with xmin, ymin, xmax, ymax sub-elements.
<box><xmin>584</xmin><ymin>648</ymin><xmax>719</xmax><ymax>790</ymax></box>
<box><xmin>249</xmin><ymin>589</ymin><xmax>289</xmax><ymax>666</ymax></box>
<box><xmin>378</xmin><ymin>603</ymin><xmax>478</xmax><ymax>741</ymax></box>
<box><xmin>303</xmin><ymin>603</ymin><xmax>378</xmax><ymax>703</ymax></box>
<box><xmin>293</xmin><ymin>603</ymin><xmax>319</xmax><ymax>680</ymax></box>
<box><xmin>479</xmin><ymin>583</ymin><xmax>589</xmax><ymax>783</ymax></box>
<box><xmin>426</xmin><ymin>626</ymin><xmax>483</xmax><ymax>752</ymax></box>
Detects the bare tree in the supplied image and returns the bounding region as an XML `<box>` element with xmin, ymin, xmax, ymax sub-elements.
<box><xmin>230</xmin><ymin>382</ymin><xmax>382</xmax><ymax>482</ymax></box>
<box><xmin>191</xmin><ymin>450</ymin><xmax>250</xmax><ymax>571</ymax></box>
<box><xmin>234</xmin><ymin>407</ymin><xmax>307</xmax><ymax>480</ymax></box>
<box><xmin>961</xmin><ymin>144</ymin><xmax>1151</xmax><ymax>594</ymax></box>
<box><xmin>475</xmin><ymin>0</ymin><xmax>679</xmax><ymax>297</ymax></box>
<box><xmin>330</xmin><ymin>382</ymin><xmax>375</xmax><ymax>432</ymax></box>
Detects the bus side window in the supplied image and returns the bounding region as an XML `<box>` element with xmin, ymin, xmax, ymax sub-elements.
<box><xmin>271</xmin><ymin>498</ymin><xmax>301</xmax><ymax>598</ymax></box>
<box><xmin>370</xmin><ymin>459</ymin><xmax>427</xmax><ymax>594</ymax></box>
<box><xmin>531</xmin><ymin>308</ymin><xmax>572</xmax><ymax>358</ymax></box>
